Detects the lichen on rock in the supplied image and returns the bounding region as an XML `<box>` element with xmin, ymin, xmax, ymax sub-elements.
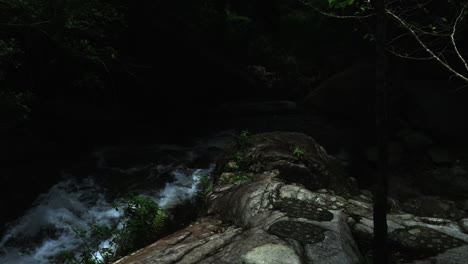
<box><xmin>268</xmin><ymin>220</ymin><xmax>326</xmax><ymax>244</ymax></box>
<box><xmin>389</xmin><ymin>226</ymin><xmax>467</xmax><ymax>257</ymax></box>
<box><xmin>273</xmin><ymin>198</ymin><xmax>334</xmax><ymax>221</ymax></box>
<box><xmin>243</xmin><ymin>243</ymin><xmax>302</xmax><ymax>264</ymax></box>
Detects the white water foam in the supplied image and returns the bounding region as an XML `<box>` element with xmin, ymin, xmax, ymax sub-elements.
<box><xmin>151</xmin><ymin>165</ymin><xmax>215</xmax><ymax>209</ymax></box>
<box><xmin>0</xmin><ymin>132</ymin><xmax>233</xmax><ymax>264</ymax></box>
<box><xmin>0</xmin><ymin>177</ymin><xmax>122</xmax><ymax>264</ymax></box>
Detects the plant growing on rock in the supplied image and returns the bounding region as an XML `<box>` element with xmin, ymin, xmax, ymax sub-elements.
<box><xmin>226</xmin><ymin>130</ymin><xmax>255</xmax><ymax>171</ymax></box>
<box><xmin>197</xmin><ymin>174</ymin><xmax>214</xmax><ymax>199</ymax></box>
<box><xmin>49</xmin><ymin>195</ymin><xmax>168</xmax><ymax>264</ymax></box>
<box><xmin>228</xmin><ymin>173</ymin><xmax>254</xmax><ymax>184</ymax></box>
<box><xmin>235</xmin><ymin>130</ymin><xmax>253</xmax><ymax>149</ymax></box>
<box><xmin>114</xmin><ymin>195</ymin><xmax>168</xmax><ymax>255</ymax></box>
<box><xmin>291</xmin><ymin>145</ymin><xmax>305</xmax><ymax>159</ymax></box>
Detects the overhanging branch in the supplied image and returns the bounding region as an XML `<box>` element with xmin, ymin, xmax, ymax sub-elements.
<box><xmin>387</xmin><ymin>9</ymin><xmax>468</xmax><ymax>82</ymax></box>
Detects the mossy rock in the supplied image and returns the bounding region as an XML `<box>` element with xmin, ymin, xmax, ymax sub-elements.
<box><xmin>216</xmin><ymin>132</ymin><xmax>357</xmax><ymax>197</ymax></box>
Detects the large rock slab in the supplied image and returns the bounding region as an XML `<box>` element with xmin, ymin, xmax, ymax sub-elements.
<box><xmin>113</xmin><ymin>132</ymin><xmax>468</xmax><ymax>264</ymax></box>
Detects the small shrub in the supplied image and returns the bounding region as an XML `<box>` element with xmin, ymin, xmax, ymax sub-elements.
<box><xmin>235</xmin><ymin>130</ymin><xmax>252</xmax><ymax>149</ymax></box>
<box><xmin>197</xmin><ymin>174</ymin><xmax>214</xmax><ymax>199</ymax></box>
<box><xmin>228</xmin><ymin>173</ymin><xmax>253</xmax><ymax>184</ymax></box>
<box><xmin>115</xmin><ymin>195</ymin><xmax>168</xmax><ymax>255</ymax></box>
<box><xmin>291</xmin><ymin>146</ymin><xmax>305</xmax><ymax>159</ymax></box>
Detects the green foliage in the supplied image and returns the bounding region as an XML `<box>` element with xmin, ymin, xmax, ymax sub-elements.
<box><xmin>3</xmin><ymin>0</ymin><xmax>49</xmax><ymax>23</ymax></box>
<box><xmin>225</xmin><ymin>152</ymin><xmax>249</xmax><ymax>172</ymax></box>
<box><xmin>0</xmin><ymin>38</ymin><xmax>23</xmax><ymax>68</ymax></box>
<box><xmin>227</xmin><ymin>130</ymin><xmax>253</xmax><ymax>171</ymax></box>
<box><xmin>235</xmin><ymin>130</ymin><xmax>253</xmax><ymax>149</ymax></box>
<box><xmin>225</xmin><ymin>130</ymin><xmax>254</xmax><ymax>171</ymax></box>
<box><xmin>0</xmin><ymin>90</ymin><xmax>33</xmax><ymax>121</ymax></box>
<box><xmin>225</xmin><ymin>9</ymin><xmax>251</xmax><ymax>23</ymax></box>
<box><xmin>325</xmin><ymin>0</ymin><xmax>371</xmax><ymax>11</ymax></box>
<box><xmin>49</xmin><ymin>195</ymin><xmax>168</xmax><ymax>264</ymax></box>
<box><xmin>115</xmin><ymin>195</ymin><xmax>168</xmax><ymax>254</ymax></box>
<box><xmin>197</xmin><ymin>174</ymin><xmax>214</xmax><ymax>199</ymax></box>
<box><xmin>49</xmin><ymin>223</ymin><xmax>115</xmax><ymax>264</ymax></box>
<box><xmin>0</xmin><ymin>0</ymin><xmax>125</xmax><ymax>123</ymax></box>
<box><xmin>291</xmin><ymin>146</ymin><xmax>305</xmax><ymax>159</ymax></box>
<box><xmin>227</xmin><ymin>173</ymin><xmax>253</xmax><ymax>184</ymax></box>
<box><xmin>328</xmin><ymin>0</ymin><xmax>355</xmax><ymax>9</ymax></box>
<box><xmin>49</xmin><ymin>250</ymin><xmax>79</xmax><ymax>264</ymax></box>
<box><xmin>225</xmin><ymin>9</ymin><xmax>252</xmax><ymax>42</ymax></box>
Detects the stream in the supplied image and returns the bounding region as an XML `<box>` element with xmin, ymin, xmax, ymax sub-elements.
<box><xmin>0</xmin><ymin>131</ymin><xmax>234</xmax><ymax>264</ymax></box>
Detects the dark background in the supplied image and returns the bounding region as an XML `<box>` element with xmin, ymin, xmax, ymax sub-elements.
<box><xmin>1</xmin><ymin>0</ymin><xmax>467</xmax><ymax>234</ymax></box>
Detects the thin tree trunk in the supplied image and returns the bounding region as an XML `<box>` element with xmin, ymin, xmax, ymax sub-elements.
<box><xmin>373</xmin><ymin>0</ymin><xmax>389</xmax><ymax>262</ymax></box>
<box><xmin>214</xmin><ymin>0</ymin><xmax>227</xmax><ymax>51</ymax></box>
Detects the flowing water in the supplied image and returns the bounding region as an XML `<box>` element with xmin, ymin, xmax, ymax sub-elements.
<box><xmin>0</xmin><ymin>131</ymin><xmax>234</xmax><ymax>264</ymax></box>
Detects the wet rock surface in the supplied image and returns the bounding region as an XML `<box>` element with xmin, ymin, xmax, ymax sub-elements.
<box><xmin>269</xmin><ymin>220</ymin><xmax>326</xmax><ymax>244</ymax></box>
<box><xmin>114</xmin><ymin>132</ymin><xmax>468</xmax><ymax>264</ymax></box>
<box><xmin>273</xmin><ymin>198</ymin><xmax>334</xmax><ymax>221</ymax></box>
<box><xmin>390</xmin><ymin>226</ymin><xmax>466</xmax><ymax>256</ymax></box>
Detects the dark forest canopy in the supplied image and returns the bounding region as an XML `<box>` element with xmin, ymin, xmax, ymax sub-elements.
<box><xmin>0</xmin><ymin>0</ymin><xmax>466</xmax><ymax>135</ymax></box>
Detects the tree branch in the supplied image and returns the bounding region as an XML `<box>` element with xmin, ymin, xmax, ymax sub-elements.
<box><xmin>386</xmin><ymin>47</ymin><xmax>434</xmax><ymax>60</ymax></box>
<box><xmin>387</xmin><ymin>9</ymin><xmax>468</xmax><ymax>82</ymax></box>
<box><xmin>386</xmin><ymin>32</ymin><xmax>411</xmax><ymax>46</ymax></box>
<box><xmin>0</xmin><ymin>20</ymin><xmax>51</xmax><ymax>26</ymax></box>
<box><xmin>451</xmin><ymin>1</ymin><xmax>468</xmax><ymax>72</ymax></box>
<box><xmin>296</xmin><ymin>0</ymin><xmax>375</xmax><ymax>19</ymax></box>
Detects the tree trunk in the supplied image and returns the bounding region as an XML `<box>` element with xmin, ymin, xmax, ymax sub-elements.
<box><xmin>373</xmin><ymin>0</ymin><xmax>389</xmax><ymax>263</ymax></box>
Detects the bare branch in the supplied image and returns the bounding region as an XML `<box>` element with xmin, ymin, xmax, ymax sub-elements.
<box><xmin>411</xmin><ymin>27</ymin><xmax>451</xmax><ymax>37</ymax></box>
<box><xmin>386</xmin><ymin>43</ymin><xmax>449</xmax><ymax>61</ymax></box>
<box><xmin>387</xmin><ymin>9</ymin><xmax>468</xmax><ymax>82</ymax></box>
<box><xmin>451</xmin><ymin>1</ymin><xmax>468</xmax><ymax>72</ymax></box>
<box><xmin>455</xmin><ymin>84</ymin><xmax>468</xmax><ymax>91</ymax></box>
<box><xmin>0</xmin><ymin>20</ymin><xmax>51</xmax><ymax>26</ymax></box>
<box><xmin>386</xmin><ymin>47</ymin><xmax>434</xmax><ymax>60</ymax></box>
<box><xmin>386</xmin><ymin>32</ymin><xmax>411</xmax><ymax>46</ymax></box>
<box><xmin>296</xmin><ymin>0</ymin><xmax>375</xmax><ymax>19</ymax></box>
<box><xmin>388</xmin><ymin>0</ymin><xmax>434</xmax><ymax>16</ymax></box>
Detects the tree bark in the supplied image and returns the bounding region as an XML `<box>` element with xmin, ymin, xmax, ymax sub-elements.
<box><xmin>373</xmin><ymin>0</ymin><xmax>389</xmax><ymax>263</ymax></box>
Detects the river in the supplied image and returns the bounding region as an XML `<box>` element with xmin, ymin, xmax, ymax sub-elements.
<box><xmin>0</xmin><ymin>131</ymin><xmax>234</xmax><ymax>264</ymax></box>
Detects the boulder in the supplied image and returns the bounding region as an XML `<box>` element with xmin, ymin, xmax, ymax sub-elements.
<box><xmin>115</xmin><ymin>181</ymin><xmax>363</xmax><ymax>264</ymax></box>
<box><xmin>215</xmin><ymin>132</ymin><xmax>358</xmax><ymax>197</ymax></box>
<box><xmin>113</xmin><ymin>132</ymin><xmax>468</xmax><ymax>264</ymax></box>
<box><xmin>419</xmin><ymin>165</ymin><xmax>468</xmax><ymax>199</ymax></box>
<box><xmin>303</xmin><ymin>61</ymin><xmax>375</xmax><ymax>118</ymax></box>
<box><xmin>402</xmin><ymin>79</ymin><xmax>468</xmax><ymax>144</ymax></box>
